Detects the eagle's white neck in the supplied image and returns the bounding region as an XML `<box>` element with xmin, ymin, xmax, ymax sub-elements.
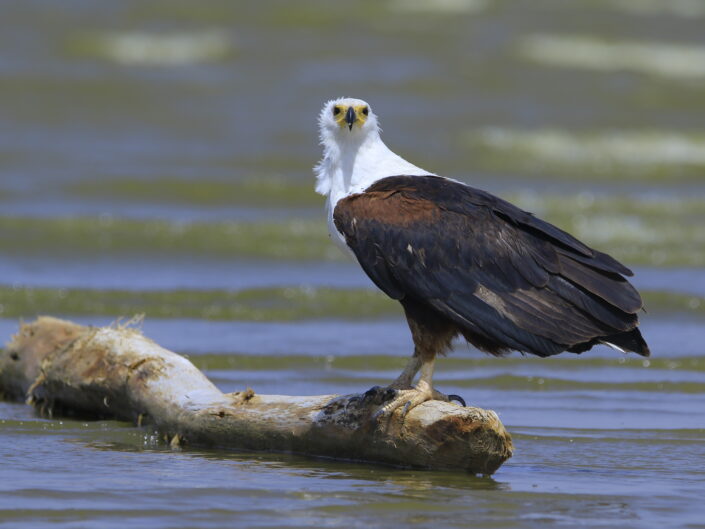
<box><xmin>315</xmin><ymin>128</ymin><xmax>431</xmax><ymax>208</ymax></box>
<box><xmin>314</xmin><ymin>120</ymin><xmax>431</xmax><ymax>254</ymax></box>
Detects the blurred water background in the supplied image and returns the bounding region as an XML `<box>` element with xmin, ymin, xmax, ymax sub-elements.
<box><xmin>1</xmin><ymin>1</ymin><xmax>704</xmax><ymax>528</ymax></box>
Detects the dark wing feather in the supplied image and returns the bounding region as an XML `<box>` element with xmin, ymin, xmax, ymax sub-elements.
<box><xmin>334</xmin><ymin>175</ymin><xmax>646</xmax><ymax>357</ymax></box>
<box><xmin>556</xmin><ymin>253</ymin><xmax>641</xmax><ymax>313</ymax></box>
<box><xmin>460</xmin><ymin>186</ymin><xmax>633</xmax><ymax>276</ymax></box>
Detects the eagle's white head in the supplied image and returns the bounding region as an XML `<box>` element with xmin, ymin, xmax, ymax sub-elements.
<box><xmin>315</xmin><ymin>97</ymin><xmax>429</xmax><ymax>198</ymax></box>
<box><xmin>317</xmin><ymin>97</ymin><xmax>380</xmax><ymax>146</ymax></box>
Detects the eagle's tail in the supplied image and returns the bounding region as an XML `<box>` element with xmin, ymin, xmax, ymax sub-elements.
<box><xmin>566</xmin><ymin>327</ymin><xmax>650</xmax><ymax>357</ymax></box>
<box><xmin>600</xmin><ymin>327</ymin><xmax>650</xmax><ymax>357</ymax></box>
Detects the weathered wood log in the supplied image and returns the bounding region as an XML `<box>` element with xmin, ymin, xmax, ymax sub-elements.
<box><xmin>0</xmin><ymin>317</ymin><xmax>513</xmax><ymax>474</ymax></box>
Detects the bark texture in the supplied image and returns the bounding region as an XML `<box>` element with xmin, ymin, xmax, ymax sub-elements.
<box><xmin>0</xmin><ymin>317</ymin><xmax>513</xmax><ymax>475</ymax></box>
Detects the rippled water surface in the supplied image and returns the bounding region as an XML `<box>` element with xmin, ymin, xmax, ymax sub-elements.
<box><xmin>1</xmin><ymin>1</ymin><xmax>704</xmax><ymax>528</ymax></box>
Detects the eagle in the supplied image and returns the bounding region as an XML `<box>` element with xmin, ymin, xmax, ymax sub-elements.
<box><xmin>314</xmin><ymin>97</ymin><xmax>649</xmax><ymax>418</ymax></box>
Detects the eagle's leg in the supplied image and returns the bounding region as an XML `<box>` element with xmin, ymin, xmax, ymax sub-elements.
<box><xmin>373</xmin><ymin>357</ymin><xmax>436</xmax><ymax>417</ymax></box>
<box><xmin>372</xmin><ymin>303</ymin><xmax>465</xmax><ymax>419</ymax></box>
<box><xmin>389</xmin><ymin>354</ymin><xmax>422</xmax><ymax>388</ymax></box>
<box><xmin>354</xmin><ymin>354</ymin><xmax>421</xmax><ymax>410</ymax></box>
<box><xmin>373</xmin><ymin>354</ymin><xmax>465</xmax><ymax>419</ymax></box>
<box><xmin>388</xmin><ymin>354</ymin><xmax>462</xmax><ymax>402</ymax></box>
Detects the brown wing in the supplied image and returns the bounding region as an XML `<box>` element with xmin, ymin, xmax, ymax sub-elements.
<box><xmin>334</xmin><ymin>175</ymin><xmax>649</xmax><ymax>357</ymax></box>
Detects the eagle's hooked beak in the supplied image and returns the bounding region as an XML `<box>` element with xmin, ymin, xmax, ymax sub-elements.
<box><xmin>345</xmin><ymin>106</ymin><xmax>356</xmax><ymax>131</ymax></box>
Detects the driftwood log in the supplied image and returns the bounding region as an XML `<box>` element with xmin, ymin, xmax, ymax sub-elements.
<box><xmin>0</xmin><ymin>317</ymin><xmax>513</xmax><ymax>475</ymax></box>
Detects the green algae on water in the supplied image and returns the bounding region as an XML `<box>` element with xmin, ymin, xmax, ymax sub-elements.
<box><xmin>0</xmin><ymin>216</ymin><xmax>338</xmax><ymax>261</ymax></box>
<box><xmin>69</xmin><ymin>177</ymin><xmax>322</xmax><ymax>207</ymax></box>
<box><xmin>0</xmin><ymin>286</ymin><xmax>702</xmax><ymax>322</ymax></box>
<box><xmin>192</xmin><ymin>352</ymin><xmax>705</xmax><ymax>373</ymax></box>
<box><xmin>0</xmin><ymin>286</ymin><xmax>397</xmax><ymax>322</ymax></box>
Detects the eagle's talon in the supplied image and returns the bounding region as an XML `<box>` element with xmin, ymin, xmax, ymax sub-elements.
<box><xmin>448</xmin><ymin>394</ymin><xmax>466</xmax><ymax>407</ymax></box>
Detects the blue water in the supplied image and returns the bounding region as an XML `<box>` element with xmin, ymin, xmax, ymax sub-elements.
<box><xmin>1</xmin><ymin>1</ymin><xmax>704</xmax><ymax>528</ymax></box>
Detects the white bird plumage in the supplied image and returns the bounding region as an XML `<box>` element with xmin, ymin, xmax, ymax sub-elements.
<box><xmin>314</xmin><ymin>97</ymin><xmax>432</xmax><ymax>253</ymax></box>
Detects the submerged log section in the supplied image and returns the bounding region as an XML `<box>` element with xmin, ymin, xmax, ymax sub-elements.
<box><xmin>0</xmin><ymin>317</ymin><xmax>513</xmax><ymax>475</ymax></box>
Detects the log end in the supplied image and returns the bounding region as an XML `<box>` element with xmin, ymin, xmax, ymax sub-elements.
<box><xmin>415</xmin><ymin>404</ymin><xmax>513</xmax><ymax>475</ymax></box>
<box><xmin>316</xmin><ymin>391</ymin><xmax>513</xmax><ymax>475</ymax></box>
<box><xmin>0</xmin><ymin>316</ymin><xmax>87</xmax><ymax>400</ymax></box>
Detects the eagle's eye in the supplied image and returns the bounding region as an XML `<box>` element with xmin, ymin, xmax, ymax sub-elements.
<box><xmin>333</xmin><ymin>106</ymin><xmax>341</xmax><ymax>116</ymax></box>
<box><xmin>362</xmin><ymin>107</ymin><xmax>369</xmax><ymax>116</ymax></box>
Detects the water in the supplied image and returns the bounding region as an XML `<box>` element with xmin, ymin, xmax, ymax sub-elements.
<box><xmin>1</xmin><ymin>1</ymin><xmax>704</xmax><ymax>527</ymax></box>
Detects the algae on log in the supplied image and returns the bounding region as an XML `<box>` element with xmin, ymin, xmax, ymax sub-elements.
<box><xmin>0</xmin><ymin>317</ymin><xmax>513</xmax><ymax>475</ymax></box>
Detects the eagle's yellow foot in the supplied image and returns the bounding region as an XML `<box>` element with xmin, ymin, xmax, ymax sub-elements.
<box><xmin>372</xmin><ymin>381</ymin><xmax>465</xmax><ymax>421</ymax></box>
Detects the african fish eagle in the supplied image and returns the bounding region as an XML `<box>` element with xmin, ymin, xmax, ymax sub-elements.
<box><xmin>314</xmin><ymin>97</ymin><xmax>649</xmax><ymax>418</ymax></box>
